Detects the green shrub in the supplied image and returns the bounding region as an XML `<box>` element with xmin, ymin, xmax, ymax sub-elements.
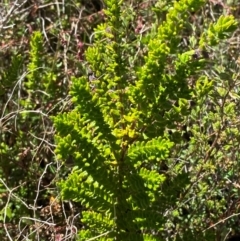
<box><xmin>54</xmin><ymin>0</ymin><xmax>238</xmax><ymax>240</ymax></box>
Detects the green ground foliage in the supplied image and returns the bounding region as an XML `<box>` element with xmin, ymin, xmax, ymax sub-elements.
<box><xmin>1</xmin><ymin>0</ymin><xmax>240</xmax><ymax>240</ymax></box>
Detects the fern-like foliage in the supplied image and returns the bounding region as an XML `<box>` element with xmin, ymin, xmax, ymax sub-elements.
<box><xmin>54</xmin><ymin>0</ymin><xmax>237</xmax><ymax>240</ymax></box>
<box><xmin>26</xmin><ymin>31</ymin><xmax>44</xmax><ymax>89</ymax></box>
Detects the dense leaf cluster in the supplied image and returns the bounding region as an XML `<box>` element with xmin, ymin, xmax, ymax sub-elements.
<box><xmin>54</xmin><ymin>0</ymin><xmax>239</xmax><ymax>241</ymax></box>
<box><xmin>1</xmin><ymin>0</ymin><xmax>240</xmax><ymax>241</ymax></box>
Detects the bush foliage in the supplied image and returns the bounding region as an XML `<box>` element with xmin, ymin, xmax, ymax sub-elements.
<box><xmin>1</xmin><ymin>0</ymin><xmax>240</xmax><ymax>241</ymax></box>
<box><xmin>54</xmin><ymin>0</ymin><xmax>238</xmax><ymax>240</ymax></box>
